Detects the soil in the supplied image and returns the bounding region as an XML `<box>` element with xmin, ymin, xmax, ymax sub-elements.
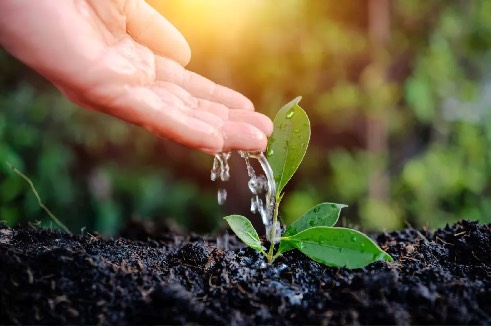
<box><xmin>0</xmin><ymin>220</ymin><xmax>490</xmax><ymax>325</ymax></box>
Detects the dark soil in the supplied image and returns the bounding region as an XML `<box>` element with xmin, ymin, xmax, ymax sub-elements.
<box><xmin>1</xmin><ymin>220</ymin><xmax>490</xmax><ymax>325</ymax></box>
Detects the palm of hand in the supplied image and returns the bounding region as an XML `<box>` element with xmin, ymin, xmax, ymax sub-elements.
<box><xmin>0</xmin><ymin>0</ymin><xmax>272</xmax><ymax>153</ymax></box>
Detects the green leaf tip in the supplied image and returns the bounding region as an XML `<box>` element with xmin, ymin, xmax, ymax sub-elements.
<box><xmin>224</xmin><ymin>215</ymin><xmax>264</xmax><ymax>253</ymax></box>
<box><xmin>267</xmin><ymin>96</ymin><xmax>311</xmax><ymax>195</ymax></box>
<box><xmin>281</xmin><ymin>96</ymin><xmax>302</xmax><ymax>109</ymax></box>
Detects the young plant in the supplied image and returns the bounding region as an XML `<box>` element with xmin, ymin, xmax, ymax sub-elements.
<box><xmin>224</xmin><ymin>97</ymin><xmax>393</xmax><ymax>269</ymax></box>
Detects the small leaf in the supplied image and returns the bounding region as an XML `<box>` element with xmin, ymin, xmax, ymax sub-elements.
<box><xmin>224</xmin><ymin>215</ymin><xmax>264</xmax><ymax>252</ymax></box>
<box><xmin>277</xmin><ymin>203</ymin><xmax>347</xmax><ymax>255</ymax></box>
<box><xmin>285</xmin><ymin>202</ymin><xmax>347</xmax><ymax>235</ymax></box>
<box><xmin>267</xmin><ymin>97</ymin><xmax>310</xmax><ymax>195</ymax></box>
<box><xmin>283</xmin><ymin>227</ymin><xmax>393</xmax><ymax>269</ymax></box>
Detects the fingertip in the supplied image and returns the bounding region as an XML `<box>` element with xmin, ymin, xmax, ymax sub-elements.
<box><xmin>220</xmin><ymin>122</ymin><xmax>268</xmax><ymax>152</ymax></box>
<box><xmin>242</xmin><ymin>97</ymin><xmax>255</xmax><ymax>111</ymax></box>
<box><xmin>228</xmin><ymin>110</ymin><xmax>274</xmax><ymax>136</ymax></box>
<box><xmin>260</xmin><ymin>112</ymin><xmax>274</xmax><ymax>136</ymax></box>
<box><xmin>179</xmin><ymin>41</ymin><xmax>192</xmax><ymax>66</ymax></box>
<box><xmin>198</xmin><ymin>136</ymin><xmax>224</xmax><ymax>155</ymax></box>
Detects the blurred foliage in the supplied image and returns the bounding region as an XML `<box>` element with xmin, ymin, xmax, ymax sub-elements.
<box><xmin>1</xmin><ymin>0</ymin><xmax>491</xmax><ymax>234</ymax></box>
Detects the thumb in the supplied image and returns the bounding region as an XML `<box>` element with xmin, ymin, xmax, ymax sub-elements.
<box><xmin>125</xmin><ymin>0</ymin><xmax>191</xmax><ymax>66</ymax></box>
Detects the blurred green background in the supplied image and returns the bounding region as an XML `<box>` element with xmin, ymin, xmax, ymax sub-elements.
<box><xmin>1</xmin><ymin>0</ymin><xmax>491</xmax><ymax>234</ymax></box>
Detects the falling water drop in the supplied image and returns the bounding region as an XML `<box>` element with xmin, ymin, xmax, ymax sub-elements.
<box><xmin>210</xmin><ymin>156</ymin><xmax>219</xmax><ymax>181</ymax></box>
<box><xmin>211</xmin><ymin>151</ymin><xmax>277</xmax><ymax>242</ymax></box>
<box><xmin>219</xmin><ymin>152</ymin><xmax>231</xmax><ymax>181</ymax></box>
<box><xmin>211</xmin><ymin>152</ymin><xmax>231</xmax><ymax>205</ymax></box>
<box><xmin>217</xmin><ymin>188</ymin><xmax>227</xmax><ymax>205</ymax></box>
<box><xmin>250</xmin><ymin>197</ymin><xmax>258</xmax><ymax>213</ymax></box>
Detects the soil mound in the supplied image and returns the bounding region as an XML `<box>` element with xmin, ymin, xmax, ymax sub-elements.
<box><xmin>1</xmin><ymin>220</ymin><xmax>490</xmax><ymax>325</ymax></box>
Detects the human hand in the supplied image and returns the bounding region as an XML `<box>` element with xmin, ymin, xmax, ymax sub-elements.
<box><xmin>0</xmin><ymin>0</ymin><xmax>273</xmax><ymax>154</ymax></box>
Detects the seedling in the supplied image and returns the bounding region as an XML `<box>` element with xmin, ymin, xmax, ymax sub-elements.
<box><xmin>224</xmin><ymin>97</ymin><xmax>393</xmax><ymax>269</ymax></box>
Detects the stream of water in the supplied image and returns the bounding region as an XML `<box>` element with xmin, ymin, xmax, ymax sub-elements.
<box><xmin>211</xmin><ymin>151</ymin><xmax>278</xmax><ymax>241</ymax></box>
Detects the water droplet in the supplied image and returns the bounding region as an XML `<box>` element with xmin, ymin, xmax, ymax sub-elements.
<box><xmin>286</xmin><ymin>109</ymin><xmax>295</xmax><ymax>119</ymax></box>
<box><xmin>276</xmin><ymin>264</ymin><xmax>288</xmax><ymax>273</ymax></box>
<box><xmin>250</xmin><ymin>197</ymin><xmax>258</xmax><ymax>213</ymax></box>
<box><xmin>294</xmin><ymin>128</ymin><xmax>300</xmax><ymax>133</ymax></box>
<box><xmin>213</xmin><ymin>151</ymin><xmax>277</xmax><ymax>242</ymax></box>
<box><xmin>220</xmin><ymin>169</ymin><xmax>230</xmax><ymax>182</ymax></box>
<box><xmin>267</xmin><ymin>147</ymin><xmax>274</xmax><ymax>157</ymax></box>
<box><xmin>217</xmin><ymin>188</ymin><xmax>227</xmax><ymax>205</ymax></box>
<box><xmin>210</xmin><ymin>156</ymin><xmax>219</xmax><ymax>181</ymax></box>
<box><xmin>351</xmin><ymin>236</ymin><xmax>358</xmax><ymax>242</ymax></box>
<box><xmin>248</xmin><ymin>179</ymin><xmax>259</xmax><ymax>194</ymax></box>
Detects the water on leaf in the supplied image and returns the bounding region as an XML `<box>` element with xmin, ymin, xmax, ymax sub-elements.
<box><xmin>286</xmin><ymin>109</ymin><xmax>295</xmax><ymax>119</ymax></box>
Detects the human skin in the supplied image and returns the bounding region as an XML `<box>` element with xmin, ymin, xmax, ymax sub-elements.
<box><xmin>0</xmin><ymin>0</ymin><xmax>273</xmax><ymax>154</ymax></box>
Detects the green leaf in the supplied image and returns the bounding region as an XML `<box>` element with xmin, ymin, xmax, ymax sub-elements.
<box><xmin>224</xmin><ymin>215</ymin><xmax>264</xmax><ymax>253</ymax></box>
<box><xmin>283</xmin><ymin>227</ymin><xmax>393</xmax><ymax>269</ymax></box>
<box><xmin>267</xmin><ymin>96</ymin><xmax>310</xmax><ymax>195</ymax></box>
<box><xmin>285</xmin><ymin>202</ymin><xmax>347</xmax><ymax>234</ymax></box>
<box><xmin>277</xmin><ymin>203</ymin><xmax>347</xmax><ymax>255</ymax></box>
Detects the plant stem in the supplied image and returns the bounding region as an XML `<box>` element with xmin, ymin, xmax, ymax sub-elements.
<box><xmin>6</xmin><ymin>162</ymin><xmax>72</xmax><ymax>235</ymax></box>
<box><xmin>266</xmin><ymin>200</ymin><xmax>280</xmax><ymax>263</ymax></box>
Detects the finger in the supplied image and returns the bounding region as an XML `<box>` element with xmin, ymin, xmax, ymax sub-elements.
<box><xmin>94</xmin><ymin>85</ymin><xmax>224</xmax><ymax>153</ymax></box>
<box><xmin>220</xmin><ymin>122</ymin><xmax>268</xmax><ymax>152</ymax></box>
<box><xmin>196</xmin><ymin>98</ymin><xmax>228</xmax><ymax>119</ymax></box>
<box><xmin>196</xmin><ymin>98</ymin><xmax>273</xmax><ymax>136</ymax></box>
<box><xmin>191</xmin><ymin>110</ymin><xmax>224</xmax><ymax>127</ymax></box>
<box><xmin>228</xmin><ymin>110</ymin><xmax>274</xmax><ymax>137</ymax></box>
<box><xmin>151</xmin><ymin>81</ymin><xmax>198</xmax><ymax>110</ymax></box>
<box><xmin>124</xmin><ymin>0</ymin><xmax>191</xmax><ymax>66</ymax></box>
<box><xmin>155</xmin><ymin>56</ymin><xmax>254</xmax><ymax>110</ymax></box>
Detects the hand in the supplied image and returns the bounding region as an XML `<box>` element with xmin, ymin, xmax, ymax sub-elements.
<box><xmin>0</xmin><ymin>0</ymin><xmax>273</xmax><ymax>154</ymax></box>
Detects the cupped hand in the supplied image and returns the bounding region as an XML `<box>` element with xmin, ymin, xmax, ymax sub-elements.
<box><xmin>0</xmin><ymin>0</ymin><xmax>273</xmax><ymax>154</ymax></box>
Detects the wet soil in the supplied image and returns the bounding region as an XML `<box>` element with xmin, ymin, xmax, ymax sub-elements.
<box><xmin>0</xmin><ymin>220</ymin><xmax>490</xmax><ymax>325</ymax></box>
